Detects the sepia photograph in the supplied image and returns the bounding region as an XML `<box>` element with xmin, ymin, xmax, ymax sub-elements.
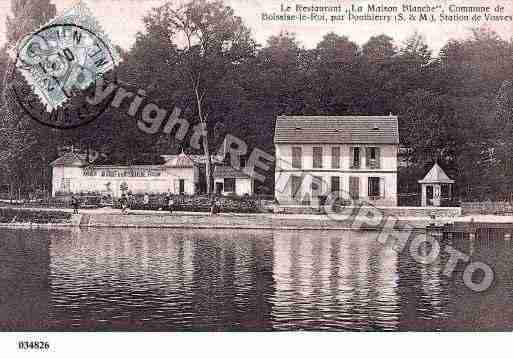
<box><xmin>0</xmin><ymin>0</ymin><xmax>512</xmax><ymax>356</ymax></box>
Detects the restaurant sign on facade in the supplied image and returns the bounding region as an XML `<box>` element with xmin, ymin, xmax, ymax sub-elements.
<box><xmin>82</xmin><ymin>167</ymin><xmax>162</xmax><ymax>177</ymax></box>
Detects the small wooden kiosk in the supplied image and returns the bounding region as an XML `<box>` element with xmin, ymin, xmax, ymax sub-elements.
<box><xmin>419</xmin><ymin>163</ymin><xmax>455</xmax><ymax>207</ymax></box>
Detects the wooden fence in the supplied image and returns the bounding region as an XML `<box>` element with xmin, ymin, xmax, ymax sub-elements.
<box><xmin>461</xmin><ymin>201</ymin><xmax>513</xmax><ymax>215</ymax></box>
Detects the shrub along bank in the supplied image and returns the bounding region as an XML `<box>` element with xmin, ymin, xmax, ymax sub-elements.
<box><xmin>1</xmin><ymin>192</ymin><xmax>261</xmax><ymax>213</ymax></box>
<box><xmin>0</xmin><ymin>208</ymin><xmax>72</xmax><ymax>224</ymax></box>
<box><xmin>114</xmin><ymin>194</ymin><xmax>260</xmax><ymax>213</ymax></box>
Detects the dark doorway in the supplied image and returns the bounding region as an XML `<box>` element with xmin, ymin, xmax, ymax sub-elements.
<box><xmin>426</xmin><ymin>185</ymin><xmax>433</xmax><ymax>206</ymax></box>
<box><xmin>368</xmin><ymin>177</ymin><xmax>381</xmax><ymax>198</ymax></box>
<box><xmin>215</xmin><ymin>182</ymin><xmax>223</xmax><ymax>195</ymax></box>
<box><xmin>291</xmin><ymin>175</ymin><xmax>302</xmax><ymax>202</ymax></box>
<box><xmin>349</xmin><ymin>177</ymin><xmax>359</xmax><ymax>200</ymax></box>
<box><xmin>330</xmin><ymin>176</ymin><xmax>340</xmax><ymax>194</ymax></box>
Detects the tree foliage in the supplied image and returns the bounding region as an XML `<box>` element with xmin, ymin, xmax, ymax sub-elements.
<box><xmin>136</xmin><ymin>0</ymin><xmax>257</xmax><ymax>192</ymax></box>
<box><xmin>1</xmin><ymin>0</ymin><xmax>512</xmax><ymax>201</ymax></box>
<box><xmin>0</xmin><ymin>0</ymin><xmax>56</xmax><ymax>197</ymax></box>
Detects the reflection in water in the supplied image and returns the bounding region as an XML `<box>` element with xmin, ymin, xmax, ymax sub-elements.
<box><xmin>0</xmin><ymin>229</ymin><xmax>51</xmax><ymax>330</ymax></box>
<box><xmin>48</xmin><ymin>229</ymin><xmax>274</xmax><ymax>330</ymax></box>
<box><xmin>0</xmin><ymin>228</ymin><xmax>511</xmax><ymax>331</ymax></box>
<box><xmin>271</xmin><ymin>231</ymin><xmax>400</xmax><ymax>330</ymax></box>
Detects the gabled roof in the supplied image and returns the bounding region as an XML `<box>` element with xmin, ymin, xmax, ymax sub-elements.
<box><xmin>418</xmin><ymin>163</ymin><xmax>455</xmax><ymax>184</ymax></box>
<box><xmin>50</xmin><ymin>153</ymin><xmax>88</xmax><ymax>167</ymax></box>
<box><xmin>162</xmin><ymin>152</ymin><xmax>196</xmax><ymax>168</ymax></box>
<box><xmin>189</xmin><ymin>155</ymin><xmax>224</xmax><ymax>164</ymax></box>
<box><xmin>161</xmin><ymin>153</ymin><xmax>224</xmax><ymax>167</ymax></box>
<box><xmin>213</xmin><ymin>165</ymin><xmax>250</xmax><ymax>179</ymax></box>
<box><xmin>274</xmin><ymin>115</ymin><xmax>399</xmax><ymax>144</ymax></box>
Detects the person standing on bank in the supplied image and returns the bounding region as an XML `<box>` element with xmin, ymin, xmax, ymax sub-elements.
<box><xmin>216</xmin><ymin>197</ymin><xmax>221</xmax><ymax>215</ymax></box>
<box><xmin>143</xmin><ymin>193</ymin><xmax>150</xmax><ymax>210</ymax></box>
<box><xmin>120</xmin><ymin>194</ymin><xmax>128</xmax><ymax>215</ymax></box>
<box><xmin>210</xmin><ymin>196</ymin><xmax>220</xmax><ymax>216</ymax></box>
<box><xmin>128</xmin><ymin>192</ymin><xmax>134</xmax><ymax>210</ymax></box>
<box><xmin>165</xmin><ymin>190</ymin><xmax>173</xmax><ymax>214</ymax></box>
<box><xmin>168</xmin><ymin>196</ymin><xmax>175</xmax><ymax>214</ymax></box>
<box><xmin>71</xmin><ymin>195</ymin><xmax>80</xmax><ymax>215</ymax></box>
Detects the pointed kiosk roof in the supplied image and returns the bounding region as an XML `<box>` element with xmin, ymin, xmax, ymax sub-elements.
<box><xmin>418</xmin><ymin>163</ymin><xmax>455</xmax><ymax>184</ymax></box>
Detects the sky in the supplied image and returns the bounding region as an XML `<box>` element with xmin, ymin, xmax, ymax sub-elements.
<box><xmin>0</xmin><ymin>0</ymin><xmax>512</xmax><ymax>55</ymax></box>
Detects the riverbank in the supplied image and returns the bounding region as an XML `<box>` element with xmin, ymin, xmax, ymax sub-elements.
<box><xmin>0</xmin><ymin>207</ymin><xmax>72</xmax><ymax>225</ymax></box>
<box><xmin>1</xmin><ymin>206</ymin><xmax>512</xmax><ymax>230</ymax></box>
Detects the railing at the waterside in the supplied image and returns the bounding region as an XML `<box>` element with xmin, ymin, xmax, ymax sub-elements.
<box><xmin>427</xmin><ymin>221</ymin><xmax>513</xmax><ymax>243</ymax></box>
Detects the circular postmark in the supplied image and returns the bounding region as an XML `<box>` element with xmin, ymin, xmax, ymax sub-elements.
<box><xmin>8</xmin><ymin>23</ymin><xmax>117</xmax><ymax>129</ymax></box>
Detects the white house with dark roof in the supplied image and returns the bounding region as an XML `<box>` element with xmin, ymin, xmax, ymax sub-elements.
<box><xmin>213</xmin><ymin>165</ymin><xmax>253</xmax><ymax>196</ymax></box>
<box><xmin>50</xmin><ymin>151</ymin><xmax>202</xmax><ymax>197</ymax></box>
<box><xmin>274</xmin><ymin>115</ymin><xmax>399</xmax><ymax>206</ymax></box>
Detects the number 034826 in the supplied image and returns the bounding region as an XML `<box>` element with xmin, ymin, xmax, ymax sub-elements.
<box><xmin>18</xmin><ymin>341</ymin><xmax>50</xmax><ymax>350</ymax></box>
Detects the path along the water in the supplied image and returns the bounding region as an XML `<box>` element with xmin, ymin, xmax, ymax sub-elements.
<box><xmin>2</xmin><ymin>206</ymin><xmax>513</xmax><ymax>229</ymax></box>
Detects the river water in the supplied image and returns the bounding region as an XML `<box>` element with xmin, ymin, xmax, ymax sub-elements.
<box><xmin>0</xmin><ymin>228</ymin><xmax>511</xmax><ymax>331</ymax></box>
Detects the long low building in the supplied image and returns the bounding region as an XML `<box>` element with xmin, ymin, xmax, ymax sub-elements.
<box><xmin>51</xmin><ymin>152</ymin><xmax>255</xmax><ymax>197</ymax></box>
<box><xmin>51</xmin><ymin>152</ymin><xmax>199</xmax><ymax>197</ymax></box>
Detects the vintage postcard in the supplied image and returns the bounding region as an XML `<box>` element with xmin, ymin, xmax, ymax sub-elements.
<box><xmin>0</xmin><ymin>0</ymin><xmax>512</xmax><ymax>356</ymax></box>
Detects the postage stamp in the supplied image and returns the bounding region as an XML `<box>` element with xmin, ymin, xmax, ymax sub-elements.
<box><xmin>11</xmin><ymin>0</ymin><xmax>121</xmax><ymax>128</ymax></box>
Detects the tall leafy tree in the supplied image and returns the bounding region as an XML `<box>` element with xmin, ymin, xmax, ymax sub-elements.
<box><xmin>0</xmin><ymin>0</ymin><xmax>56</xmax><ymax>197</ymax></box>
<box><xmin>142</xmin><ymin>0</ymin><xmax>256</xmax><ymax>193</ymax></box>
<box><xmin>399</xmin><ymin>31</ymin><xmax>431</xmax><ymax>66</ymax></box>
<box><xmin>493</xmin><ymin>80</ymin><xmax>513</xmax><ymax>192</ymax></box>
<box><xmin>356</xmin><ymin>34</ymin><xmax>398</xmax><ymax>114</ymax></box>
<box><xmin>0</xmin><ymin>46</ymin><xmax>8</xmax><ymax>108</ymax></box>
<box><xmin>309</xmin><ymin>32</ymin><xmax>362</xmax><ymax>114</ymax></box>
<box><xmin>394</xmin><ymin>32</ymin><xmax>432</xmax><ymax>94</ymax></box>
<box><xmin>252</xmin><ymin>31</ymin><xmax>308</xmax><ymax>115</ymax></box>
<box><xmin>362</xmin><ymin>34</ymin><xmax>396</xmax><ymax>63</ymax></box>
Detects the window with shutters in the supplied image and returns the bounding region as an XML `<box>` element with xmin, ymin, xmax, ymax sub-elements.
<box><xmin>366</xmin><ymin>147</ymin><xmax>381</xmax><ymax>169</ymax></box>
<box><xmin>292</xmin><ymin>147</ymin><xmax>302</xmax><ymax>169</ymax></box>
<box><xmin>312</xmin><ymin>147</ymin><xmax>323</xmax><ymax>168</ymax></box>
<box><xmin>350</xmin><ymin>147</ymin><xmax>361</xmax><ymax>169</ymax></box>
<box><xmin>368</xmin><ymin>177</ymin><xmax>381</xmax><ymax>198</ymax></box>
<box><xmin>331</xmin><ymin>147</ymin><xmax>340</xmax><ymax>169</ymax></box>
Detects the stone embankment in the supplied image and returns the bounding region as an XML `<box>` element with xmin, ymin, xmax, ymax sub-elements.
<box><xmin>0</xmin><ymin>206</ymin><xmax>480</xmax><ymax>230</ymax></box>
